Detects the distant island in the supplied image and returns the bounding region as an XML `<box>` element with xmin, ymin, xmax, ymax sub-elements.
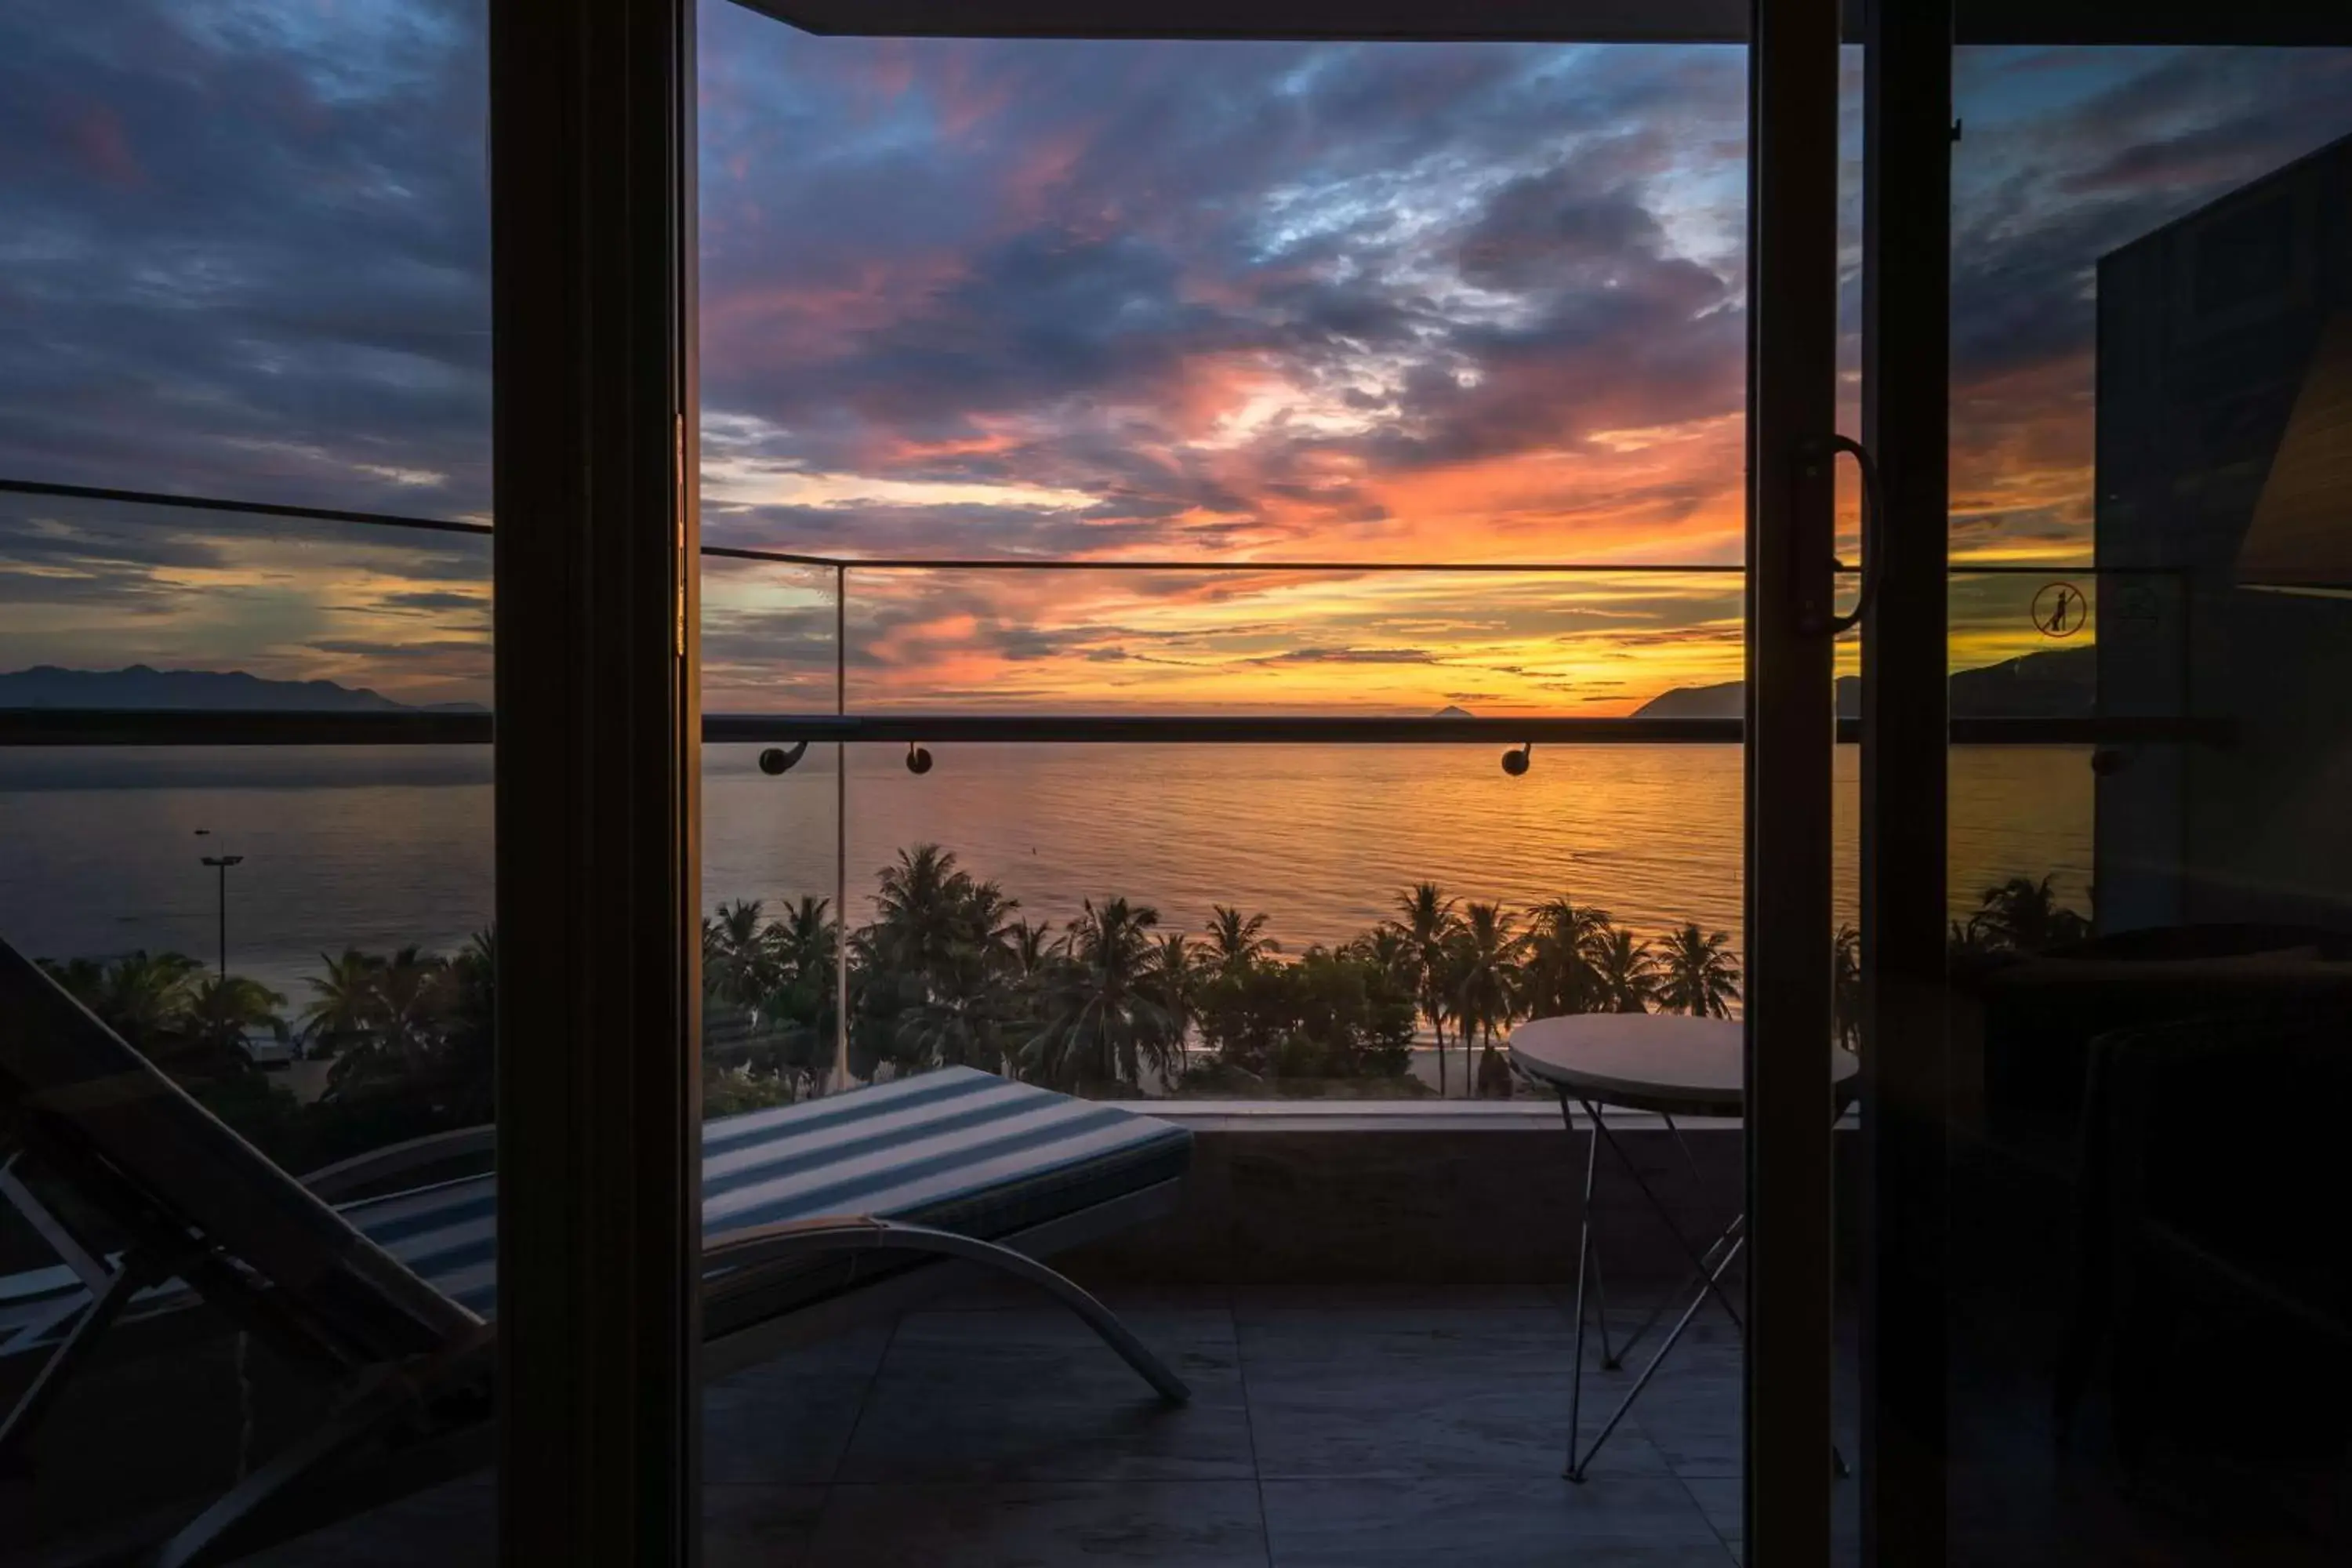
<box><xmin>0</xmin><ymin>665</ymin><xmax>484</xmax><ymax>713</ymax></box>
<box><xmin>1634</xmin><ymin>646</ymin><xmax>2095</xmax><ymax>719</ymax></box>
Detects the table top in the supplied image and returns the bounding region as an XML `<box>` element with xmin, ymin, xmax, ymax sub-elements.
<box><xmin>1508</xmin><ymin>1014</ymin><xmax>1859</xmax><ymax>1118</ymax></box>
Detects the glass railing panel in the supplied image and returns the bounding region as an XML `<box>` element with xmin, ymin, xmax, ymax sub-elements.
<box><xmin>718</xmin><ymin>737</ymin><xmax>1759</xmax><ymax>1103</ymax></box>
<box><xmin>702</xmin><ymin>740</ymin><xmax>846</xmax><ymax>1108</ymax></box>
<box><xmin>0</xmin><ymin>533</ymin><xmax>497</xmax><ymax>1561</ymax></box>
<box><xmin>700</xmin><ymin>552</ymin><xmax>841</xmax><ymax>715</ymax></box>
<box><xmin>0</xmin><ymin>489</ymin><xmax>492</xmax><ymax>710</ymax></box>
<box><xmin>3</xmin><ymin>0</ymin><xmax>496</xmax><ymax>1540</ymax></box>
<box><xmin>785</xmin><ymin>564</ymin><xmax>1753</xmax><ymax>718</ymax></box>
<box><xmin>0</xmin><ymin>742</ymin><xmax>497</xmax><ymax>1148</ymax></box>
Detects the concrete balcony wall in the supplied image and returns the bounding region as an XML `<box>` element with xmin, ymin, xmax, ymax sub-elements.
<box><xmin>1065</xmin><ymin>1114</ymin><xmax>1859</xmax><ymax>1288</ymax></box>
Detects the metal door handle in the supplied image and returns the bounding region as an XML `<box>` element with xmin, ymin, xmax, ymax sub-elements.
<box><xmin>1795</xmin><ymin>434</ymin><xmax>1882</xmax><ymax>637</ymax></box>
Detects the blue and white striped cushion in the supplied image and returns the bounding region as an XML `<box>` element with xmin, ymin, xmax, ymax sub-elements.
<box><xmin>339</xmin><ymin>1068</ymin><xmax>1189</xmax><ymax>1316</ymax></box>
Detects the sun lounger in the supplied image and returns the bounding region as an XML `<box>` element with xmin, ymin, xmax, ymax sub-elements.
<box><xmin>0</xmin><ymin>936</ymin><xmax>1190</xmax><ymax>1566</ymax></box>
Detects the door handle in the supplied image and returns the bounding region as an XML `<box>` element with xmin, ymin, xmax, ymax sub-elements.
<box><xmin>1795</xmin><ymin>434</ymin><xmax>1882</xmax><ymax>637</ymax></box>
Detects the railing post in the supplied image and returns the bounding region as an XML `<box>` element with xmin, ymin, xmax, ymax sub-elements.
<box><xmin>834</xmin><ymin>564</ymin><xmax>851</xmax><ymax>1094</ymax></box>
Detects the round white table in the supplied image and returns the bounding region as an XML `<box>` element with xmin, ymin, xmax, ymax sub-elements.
<box><xmin>1509</xmin><ymin>1014</ymin><xmax>1859</xmax><ymax>1119</ymax></box>
<box><xmin>1508</xmin><ymin>1014</ymin><xmax>1859</xmax><ymax>1481</ymax></box>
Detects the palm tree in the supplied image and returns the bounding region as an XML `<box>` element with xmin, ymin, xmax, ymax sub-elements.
<box><xmin>895</xmin><ymin>957</ymin><xmax>1006</xmax><ymax>1072</ymax></box>
<box><xmin>301</xmin><ymin>948</ymin><xmax>384</xmax><ymax>1054</ymax></box>
<box><xmin>1395</xmin><ymin>882</ymin><xmax>1461</xmax><ymax>1094</ymax></box>
<box><xmin>1590</xmin><ymin>929</ymin><xmax>1660</xmax><ymax>1014</ymax></box>
<box><xmin>437</xmin><ymin>928</ymin><xmax>499</xmax><ymax>1120</ymax></box>
<box><xmin>1972</xmin><ymin>874</ymin><xmax>2089</xmax><ymax>953</ymax></box>
<box><xmin>702</xmin><ymin>899</ymin><xmax>779</xmax><ymax>1014</ymax></box>
<box><xmin>1022</xmin><ymin>898</ymin><xmax>1180</xmax><ymax>1091</ymax></box>
<box><xmin>1143</xmin><ymin>931</ymin><xmax>1199</xmax><ymax>1075</ymax></box>
<box><xmin>1656</xmin><ymin>924</ymin><xmax>1741</xmax><ymax>1018</ymax></box>
<box><xmin>771</xmin><ymin>896</ymin><xmax>837</xmax><ymax>996</ymax></box>
<box><xmin>373</xmin><ymin>946</ymin><xmax>448</xmax><ymax>1056</ymax></box>
<box><xmin>1347</xmin><ymin>924</ymin><xmax>1417</xmax><ymax>996</ymax></box>
<box><xmin>36</xmin><ymin>956</ymin><xmax>107</xmax><ymax>1011</ymax></box>
<box><xmin>1007</xmin><ymin>917</ymin><xmax>1056</xmax><ymax>981</ymax></box>
<box><xmin>1523</xmin><ymin>897</ymin><xmax>1613</xmax><ymax>1017</ymax></box>
<box><xmin>171</xmin><ymin>974</ymin><xmax>289</xmax><ymax>1085</ymax></box>
<box><xmin>88</xmin><ymin>949</ymin><xmax>204</xmax><ymax>1047</ymax></box>
<box><xmin>958</xmin><ymin>880</ymin><xmax>1022</xmax><ymax>975</ymax></box>
<box><xmin>1450</xmin><ymin>902</ymin><xmax>1523</xmax><ymax>1097</ymax></box>
<box><xmin>183</xmin><ymin>974</ymin><xmax>288</xmax><ymax>1047</ymax></box>
<box><xmin>1204</xmin><ymin>906</ymin><xmax>1279</xmax><ymax>976</ymax></box>
<box><xmin>872</xmin><ymin>844</ymin><xmax>975</xmax><ymax>978</ymax></box>
<box><xmin>1831</xmin><ymin>923</ymin><xmax>1862</xmax><ymax>1052</ymax></box>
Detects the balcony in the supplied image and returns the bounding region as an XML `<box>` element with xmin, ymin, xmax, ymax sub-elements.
<box><xmin>0</xmin><ymin>484</ymin><xmax>2194</xmax><ymax>1113</ymax></box>
<box><xmin>246</xmin><ymin>1284</ymin><xmax>1788</xmax><ymax>1568</ymax></box>
<box><xmin>0</xmin><ymin>485</ymin><xmax>2264</xmax><ymax>1566</ymax></box>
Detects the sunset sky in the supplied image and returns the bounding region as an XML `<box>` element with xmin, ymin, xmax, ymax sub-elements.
<box><xmin>3</xmin><ymin>2</ymin><xmax>2349</xmax><ymax>711</ymax></box>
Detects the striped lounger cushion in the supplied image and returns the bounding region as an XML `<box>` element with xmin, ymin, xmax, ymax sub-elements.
<box><xmin>343</xmin><ymin>1066</ymin><xmax>1191</xmax><ymax>1317</ymax></box>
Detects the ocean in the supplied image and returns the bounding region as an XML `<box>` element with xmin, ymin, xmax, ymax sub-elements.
<box><xmin>0</xmin><ymin>743</ymin><xmax>2095</xmax><ymax>1000</ymax></box>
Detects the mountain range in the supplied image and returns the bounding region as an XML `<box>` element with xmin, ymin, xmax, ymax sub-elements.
<box><xmin>1632</xmin><ymin>645</ymin><xmax>2095</xmax><ymax>719</ymax></box>
<box><xmin>0</xmin><ymin>665</ymin><xmax>483</xmax><ymax>713</ymax></box>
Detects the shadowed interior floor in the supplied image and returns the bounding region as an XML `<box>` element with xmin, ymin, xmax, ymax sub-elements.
<box><xmin>245</xmin><ymin>1284</ymin><xmax>1837</xmax><ymax>1568</ymax></box>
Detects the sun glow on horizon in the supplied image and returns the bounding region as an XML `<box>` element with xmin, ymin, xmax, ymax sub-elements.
<box><xmin>8</xmin><ymin>14</ymin><xmax>2351</xmax><ymax>712</ymax></box>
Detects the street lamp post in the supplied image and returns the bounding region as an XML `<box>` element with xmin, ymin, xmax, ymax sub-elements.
<box><xmin>195</xmin><ymin>831</ymin><xmax>243</xmax><ymax>979</ymax></box>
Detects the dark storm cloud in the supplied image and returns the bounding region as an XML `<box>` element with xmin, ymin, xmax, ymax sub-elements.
<box><xmin>695</xmin><ymin>28</ymin><xmax>1755</xmax><ymax>554</ymax></box>
<box><xmin>0</xmin><ymin>561</ymin><xmax>185</xmax><ymax>609</ymax></box>
<box><xmin>16</xmin><ymin>2</ymin><xmax>2352</xmax><ymax>698</ymax></box>
<box><xmin>1457</xmin><ymin>164</ymin><xmax>1676</xmax><ymax>290</ymax></box>
<box><xmin>304</xmin><ymin>637</ymin><xmax>488</xmax><ymax>660</ymax></box>
<box><xmin>0</xmin><ymin>515</ymin><xmax>229</xmax><ymax>573</ymax></box>
<box><xmin>1949</xmin><ymin>47</ymin><xmax>2352</xmax><ymax>388</ymax></box>
<box><xmin>377</xmin><ymin>590</ymin><xmax>487</xmax><ymax>613</ymax></box>
<box><xmin>0</xmin><ymin>0</ymin><xmax>491</xmax><ymax>517</ymax></box>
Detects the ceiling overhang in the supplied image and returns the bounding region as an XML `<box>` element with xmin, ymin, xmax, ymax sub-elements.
<box><xmin>731</xmin><ymin>0</ymin><xmax>2352</xmax><ymax>47</ymax></box>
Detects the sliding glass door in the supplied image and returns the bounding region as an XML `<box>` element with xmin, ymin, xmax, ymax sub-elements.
<box><xmin>1851</xmin><ymin>7</ymin><xmax>2352</xmax><ymax>1567</ymax></box>
<box><xmin>1744</xmin><ymin>0</ymin><xmax>1849</xmax><ymax>1562</ymax></box>
<box><xmin>1930</xmin><ymin>16</ymin><xmax>2352</xmax><ymax>1567</ymax></box>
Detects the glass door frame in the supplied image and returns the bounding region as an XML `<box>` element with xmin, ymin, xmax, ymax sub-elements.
<box><xmin>1855</xmin><ymin>4</ymin><xmax>1954</xmax><ymax>1566</ymax></box>
<box><xmin>485</xmin><ymin>2</ymin><xmax>1872</xmax><ymax>1563</ymax></box>
<box><xmin>489</xmin><ymin>0</ymin><xmax>704</xmax><ymax>1563</ymax></box>
<box><xmin>1743</xmin><ymin>3</ymin><xmax>1845</xmax><ymax>1563</ymax></box>
<box><xmin>1855</xmin><ymin>9</ymin><xmax>2352</xmax><ymax>1568</ymax></box>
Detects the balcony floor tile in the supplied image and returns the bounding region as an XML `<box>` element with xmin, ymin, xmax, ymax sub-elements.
<box><xmin>833</xmin><ymin>1308</ymin><xmax>1255</xmax><ymax>1486</ymax></box>
<box><xmin>803</xmin><ymin>1481</ymin><xmax>1268</xmax><ymax>1568</ymax></box>
<box><xmin>1261</xmin><ymin>1476</ymin><xmax>1730</xmax><ymax>1566</ymax></box>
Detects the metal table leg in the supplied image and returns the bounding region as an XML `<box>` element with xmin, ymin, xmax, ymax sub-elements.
<box><xmin>1562</xmin><ymin>1095</ymin><xmax>1747</xmax><ymax>1482</ymax></box>
<box><xmin>1604</xmin><ymin>1112</ymin><xmax>1743</xmax><ymax>1365</ymax></box>
<box><xmin>1554</xmin><ymin>1093</ymin><xmax>1848</xmax><ymax>1486</ymax></box>
<box><xmin>1563</xmin><ymin>1092</ymin><xmax>1620</xmax><ymax>1376</ymax></box>
<box><xmin>1563</xmin><ymin>1092</ymin><xmax>1748</xmax><ymax>1480</ymax></box>
<box><xmin>1584</xmin><ymin>1101</ymin><xmax>1746</xmax><ymax>1332</ymax></box>
<box><xmin>1569</xmin><ymin>1228</ymin><xmax>1748</xmax><ymax>1483</ymax></box>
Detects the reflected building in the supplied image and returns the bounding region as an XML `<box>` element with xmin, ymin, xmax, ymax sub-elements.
<box><xmin>2096</xmin><ymin>130</ymin><xmax>2352</xmax><ymax>931</ymax></box>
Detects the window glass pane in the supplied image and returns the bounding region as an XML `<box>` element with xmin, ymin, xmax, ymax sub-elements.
<box><xmin>0</xmin><ymin>2</ymin><xmax>494</xmax><ymax>1561</ymax></box>
<box><xmin>696</xmin><ymin>12</ymin><xmax>1766</xmax><ymax>1567</ymax></box>
<box><xmin>1944</xmin><ymin>43</ymin><xmax>2352</xmax><ymax>1566</ymax></box>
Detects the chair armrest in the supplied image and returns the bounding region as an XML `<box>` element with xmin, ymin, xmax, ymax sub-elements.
<box><xmin>298</xmin><ymin>1126</ymin><xmax>497</xmax><ymax>1203</ymax></box>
